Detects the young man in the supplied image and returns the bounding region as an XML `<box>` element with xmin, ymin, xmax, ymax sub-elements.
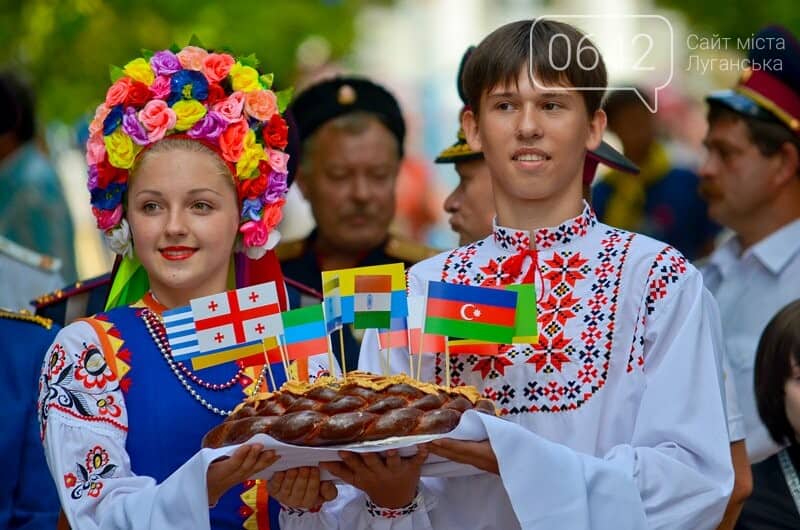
<box><xmin>278</xmin><ymin>20</ymin><xmax>732</xmax><ymax>529</ymax></box>
<box><xmin>701</xmin><ymin>25</ymin><xmax>800</xmax><ymax>465</ymax></box>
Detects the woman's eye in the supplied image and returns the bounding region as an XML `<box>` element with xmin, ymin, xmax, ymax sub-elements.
<box><xmin>192</xmin><ymin>202</ymin><xmax>213</xmax><ymax>212</ymax></box>
<box><xmin>142</xmin><ymin>202</ymin><xmax>160</xmax><ymax>213</ymax></box>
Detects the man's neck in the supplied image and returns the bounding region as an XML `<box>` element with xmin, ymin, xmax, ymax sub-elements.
<box><xmin>495</xmin><ymin>192</ymin><xmax>585</xmax><ymax>234</ymax></box>
<box><xmin>736</xmin><ymin>211</ymin><xmax>800</xmax><ymax>252</ymax></box>
<box><xmin>313</xmin><ymin>237</ymin><xmax>373</xmax><ymax>271</ymax></box>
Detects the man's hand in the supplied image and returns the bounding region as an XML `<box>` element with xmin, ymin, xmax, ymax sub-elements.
<box><xmin>427</xmin><ymin>439</ymin><xmax>498</xmax><ymax>474</ymax></box>
<box><xmin>207</xmin><ymin>444</ymin><xmax>279</xmax><ymax>506</ymax></box>
<box><xmin>268</xmin><ymin>467</ymin><xmax>338</xmax><ymax>510</ymax></box>
<box><xmin>321</xmin><ymin>447</ymin><xmax>428</xmax><ymax>509</ymax></box>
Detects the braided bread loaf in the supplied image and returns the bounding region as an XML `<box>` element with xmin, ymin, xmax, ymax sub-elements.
<box><xmin>202</xmin><ymin>371</ymin><xmax>496</xmax><ymax>448</ymax></box>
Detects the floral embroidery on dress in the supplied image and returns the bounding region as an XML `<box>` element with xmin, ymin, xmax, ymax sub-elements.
<box><xmin>63</xmin><ymin>445</ymin><xmax>117</xmax><ymax>500</ymax></box>
<box><xmin>434</xmin><ymin>210</ymin><xmax>637</xmax><ymax>414</ymax></box>
<box><xmin>74</xmin><ymin>343</ymin><xmax>116</xmax><ymax>389</ymax></box>
<box><xmin>39</xmin><ymin>339</ymin><xmax>127</xmax><ymax>437</ymax></box>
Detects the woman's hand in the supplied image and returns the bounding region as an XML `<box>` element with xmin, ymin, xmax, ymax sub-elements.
<box><xmin>207</xmin><ymin>444</ymin><xmax>279</xmax><ymax>506</ymax></box>
<box><xmin>426</xmin><ymin>439</ymin><xmax>498</xmax><ymax>474</ymax></box>
<box><xmin>268</xmin><ymin>467</ymin><xmax>338</xmax><ymax>510</ymax></box>
<box><xmin>320</xmin><ymin>447</ymin><xmax>428</xmax><ymax>509</ymax></box>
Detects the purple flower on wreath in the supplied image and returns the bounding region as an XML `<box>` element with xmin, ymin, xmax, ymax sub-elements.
<box><xmin>241</xmin><ymin>198</ymin><xmax>263</xmax><ymax>221</ymax></box>
<box><xmin>102</xmin><ymin>105</ymin><xmax>124</xmax><ymax>136</ymax></box>
<box><xmin>169</xmin><ymin>70</ymin><xmax>208</xmax><ymax>104</ymax></box>
<box><xmin>122</xmin><ymin>108</ymin><xmax>149</xmax><ymax>145</ymax></box>
<box><xmin>90</xmin><ymin>182</ymin><xmax>125</xmax><ymax>210</ymax></box>
<box><xmin>263</xmin><ymin>170</ymin><xmax>288</xmax><ymax>203</ymax></box>
<box><xmin>87</xmin><ymin>165</ymin><xmax>99</xmax><ymax>191</ymax></box>
<box><xmin>149</xmin><ymin>50</ymin><xmax>181</xmax><ymax>76</ymax></box>
<box><xmin>187</xmin><ymin>110</ymin><xmax>226</xmax><ymax>141</ymax></box>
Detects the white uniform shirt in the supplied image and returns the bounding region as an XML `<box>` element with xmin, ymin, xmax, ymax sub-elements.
<box><xmin>281</xmin><ymin>204</ymin><xmax>733</xmax><ymax>530</ymax></box>
<box><xmin>703</xmin><ymin>218</ymin><xmax>800</xmax><ymax>462</ymax></box>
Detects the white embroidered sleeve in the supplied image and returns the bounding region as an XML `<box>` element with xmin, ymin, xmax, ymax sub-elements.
<box><xmin>38</xmin><ymin>321</ymin><xmax>213</xmax><ymax>530</ymax></box>
<box><xmin>279</xmin><ymin>482</ymin><xmax>440</xmax><ymax>530</ymax></box>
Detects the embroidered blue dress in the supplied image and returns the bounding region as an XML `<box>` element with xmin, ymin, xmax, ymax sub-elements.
<box><xmin>37</xmin><ymin>294</ymin><xmax>317</xmax><ymax>529</ymax></box>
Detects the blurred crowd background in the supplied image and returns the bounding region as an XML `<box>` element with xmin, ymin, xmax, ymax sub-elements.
<box><xmin>2</xmin><ymin>0</ymin><xmax>799</xmax><ymax>283</ymax></box>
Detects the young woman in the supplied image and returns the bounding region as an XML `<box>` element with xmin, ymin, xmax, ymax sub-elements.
<box><xmin>37</xmin><ymin>45</ymin><xmax>333</xmax><ymax>529</ymax></box>
<box><xmin>737</xmin><ymin>299</ymin><xmax>800</xmax><ymax>529</ymax></box>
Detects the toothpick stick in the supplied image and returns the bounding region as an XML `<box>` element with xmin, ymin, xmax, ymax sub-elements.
<box><xmin>416</xmin><ymin>331</ymin><xmax>425</xmax><ymax>380</ymax></box>
<box><xmin>278</xmin><ymin>335</ymin><xmax>291</xmax><ymax>381</ymax></box>
<box><xmin>406</xmin><ymin>328</ymin><xmax>414</xmax><ymax>378</ymax></box>
<box><xmin>325</xmin><ymin>333</ymin><xmax>338</xmax><ymax>378</ymax></box>
<box><xmin>262</xmin><ymin>339</ymin><xmax>277</xmax><ymax>391</ymax></box>
<box><xmin>445</xmin><ymin>336</ymin><xmax>450</xmax><ymax>392</ymax></box>
<box><xmin>338</xmin><ymin>327</ymin><xmax>347</xmax><ymax>379</ymax></box>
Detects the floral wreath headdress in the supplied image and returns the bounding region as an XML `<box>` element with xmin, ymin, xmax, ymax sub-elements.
<box><xmin>87</xmin><ymin>44</ymin><xmax>292</xmax><ymax>308</ymax></box>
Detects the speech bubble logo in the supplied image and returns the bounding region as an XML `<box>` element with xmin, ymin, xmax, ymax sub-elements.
<box><xmin>529</xmin><ymin>15</ymin><xmax>674</xmax><ymax>113</ymax></box>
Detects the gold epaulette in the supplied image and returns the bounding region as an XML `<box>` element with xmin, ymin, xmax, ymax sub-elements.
<box><xmin>384</xmin><ymin>235</ymin><xmax>440</xmax><ymax>265</ymax></box>
<box><xmin>274</xmin><ymin>239</ymin><xmax>307</xmax><ymax>262</ymax></box>
<box><xmin>0</xmin><ymin>235</ymin><xmax>61</xmax><ymax>273</ymax></box>
<box><xmin>0</xmin><ymin>308</ymin><xmax>54</xmax><ymax>330</ymax></box>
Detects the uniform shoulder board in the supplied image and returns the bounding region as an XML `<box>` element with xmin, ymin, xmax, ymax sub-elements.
<box><xmin>275</xmin><ymin>239</ymin><xmax>307</xmax><ymax>262</ymax></box>
<box><xmin>384</xmin><ymin>235</ymin><xmax>440</xmax><ymax>265</ymax></box>
<box><xmin>0</xmin><ymin>235</ymin><xmax>61</xmax><ymax>273</ymax></box>
<box><xmin>0</xmin><ymin>307</ymin><xmax>54</xmax><ymax>330</ymax></box>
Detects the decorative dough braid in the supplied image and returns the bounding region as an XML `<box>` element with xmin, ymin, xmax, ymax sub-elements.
<box><xmin>202</xmin><ymin>371</ymin><xmax>496</xmax><ymax>447</ymax></box>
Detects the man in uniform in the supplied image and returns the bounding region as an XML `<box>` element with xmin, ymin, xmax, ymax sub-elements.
<box><xmin>0</xmin><ymin>308</ymin><xmax>60</xmax><ymax>529</ymax></box>
<box><xmin>700</xmin><ymin>27</ymin><xmax>800</xmax><ymax>528</ymax></box>
<box><xmin>0</xmin><ymin>235</ymin><xmax>63</xmax><ymax>311</ymax></box>
<box><xmin>278</xmin><ymin>77</ymin><xmax>437</xmax><ymax>371</ymax></box>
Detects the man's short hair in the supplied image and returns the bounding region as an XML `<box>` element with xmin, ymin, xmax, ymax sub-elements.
<box><xmin>754</xmin><ymin>299</ymin><xmax>800</xmax><ymax>445</ymax></box>
<box><xmin>708</xmin><ymin>101</ymin><xmax>800</xmax><ymax>162</ymax></box>
<box><xmin>461</xmin><ymin>19</ymin><xmax>607</xmax><ymax>117</ymax></box>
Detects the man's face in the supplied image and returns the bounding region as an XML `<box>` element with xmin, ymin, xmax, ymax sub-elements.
<box><xmin>443</xmin><ymin>158</ymin><xmax>495</xmax><ymax>245</ymax></box>
<box><xmin>699</xmin><ymin>117</ymin><xmax>784</xmax><ymax>231</ymax></box>
<box><xmin>462</xmin><ymin>67</ymin><xmax>604</xmax><ymax>213</ymax></box>
<box><xmin>297</xmin><ymin>118</ymin><xmax>400</xmax><ymax>253</ymax></box>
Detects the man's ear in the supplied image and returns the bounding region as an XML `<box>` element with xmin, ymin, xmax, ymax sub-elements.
<box><xmin>462</xmin><ymin>108</ymin><xmax>482</xmax><ymax>153</ymax></box>
<box><xmin>774</xmin><ymin>141</ymin><xmax>800</xmax><ymax>185</ymax></box>
<box><xmin>585</xmin><ymin>109</ymin><xmax>607</xmax><ymax>151</ymax></box>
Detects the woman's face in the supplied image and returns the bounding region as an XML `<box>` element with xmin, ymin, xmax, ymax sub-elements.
<box><xmin>127</xmin><ymin>147</ymin><xmax>240</xmax><ymax>308</ymax></box>
<box><xmin>785</xmin><ymin>356</ymin><xmax>800</xmax><ymax>442</ymax></box>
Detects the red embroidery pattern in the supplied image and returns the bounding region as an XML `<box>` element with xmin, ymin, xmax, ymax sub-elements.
<box><xmin>627</xmin><ymin>246</ymin><xmax>687</xmax><ymax>372</ymax></box>
<box><xmin>435</xmin><ymin>217</ymin><xmax>635</xmax><ymax>414</ymax></box>
<box><xmin>74</xmin><ymin>343</ymin><xmax>116</xmax><ymax>389</ymax></box>
<box><xmin>64</xmin><ymin>444</ymin><xmax>117</xmax><ymax>500</ymax></box>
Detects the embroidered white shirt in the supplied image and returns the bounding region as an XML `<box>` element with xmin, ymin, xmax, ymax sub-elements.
<box><xmin>283</xmin><ymin>204</ymin><xmax>733</xmax><ymax>529</ymax></box>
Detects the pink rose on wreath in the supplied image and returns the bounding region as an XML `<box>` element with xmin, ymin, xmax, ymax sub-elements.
<box><xmin>219</xmin><ymin>120</ymin><xmax>248</xmax><ymax>162</ymax></box>
<box><xmin>149</xmin><ymin>75</ymin><xmax>172</xmax><ymax>100</ymax></box>
<box><xmin>202</xmin><ymin>53</ymin><xmax>235</xmax><ymax>83</ymax></box>
<box><xmin>89</xmin><ymin>104</ymin><xmax>111</xmax><ymax>136</ymax></box>
<box><xmin>213</xmin><ymin>91</ymin><xmax>245</xmax><ymax>123</ymax></box>
<box><xmin>105</xmin><ymin>77</ymin><xmax>132</xmax><ymax>107</ymax></box>
<box><xmin>244</xmin><ymin>89</ymin><xmax>277</xmax><ymax>121</ymax></box>
<box><xmin>138</xmin><ymin>100</ymin><xmax>177</xmax><ymax>142</ymax></box>
<box><xmin>177</xmin><ymin>46</ymin><xmax>208</xmax><ymax>71</ymax></box>
<box><xmin>93</xmin><ymin>205</ymin><xmax>123</xmax><ymax>230</ymax></box>
<box><xmin>86</xmin><ymin>134</ymin><xmax>106</xmax><ymax>165</ymax></box>
<box><xmin>268</xmin><ymin>149</ymin><xmax>289</xmax><ymax>174</ymax></box>
<box><xmin>240</xmin><ymin>219</ymin><xmax>268</xmax><ymax>247</ymax></box>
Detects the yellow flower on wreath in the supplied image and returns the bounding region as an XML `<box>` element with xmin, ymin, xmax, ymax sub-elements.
<box><xmin>123</xmin><ymin>58</ymin><xmax>155</xmax><ymax>86</ymax></box>
<box><xmin>103</xmin><ymin>129</ymin><xmax>139</xmax><ymax>169</ymax></box>
<box><xmin>230</xmin><ymin>63</ymin><xmax>260</xmax><ymax>93</ymax></box>
<box><xmin>172</xmin><ymin>100</ymin><xmax>207</xmax><ymax>131</ymax></box>
<box><xmin>236</xmin><ymin>129</ymin><xmax>267</xmax><ymax>178</ymax></box>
